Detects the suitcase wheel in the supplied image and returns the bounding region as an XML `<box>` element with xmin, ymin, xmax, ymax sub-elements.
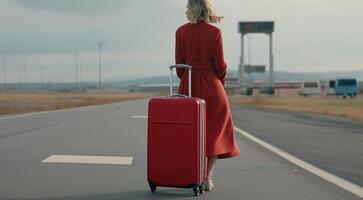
<box><xmin>148</xmin><ymin>182</ymin><xmax>156</xmax><ymax>193</ymax></box>
<box><xmin>192</xmin><ymin>185</ymin><xmax>199</xmax><ymax>196</ymax></box>
<box><xmin>199</xmin><ymin>184</ymin><xmax>205</xmax><ymax>194</ymax></box>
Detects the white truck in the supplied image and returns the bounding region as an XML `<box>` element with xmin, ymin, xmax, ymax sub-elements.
<box><xmin>299</xmin><ymin>81</ymin><xmax>322</xmax><ymax>96</ymax></box>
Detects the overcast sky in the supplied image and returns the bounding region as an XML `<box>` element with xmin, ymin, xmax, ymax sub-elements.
<box><xmin>0</xmin><ymin>0</ymin><xmax>362</xmax><ymax>83</ymax></box>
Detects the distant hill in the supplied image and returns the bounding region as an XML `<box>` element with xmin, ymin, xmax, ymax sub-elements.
<box><xmin>262</xmin><ymin>70</ymin><xmax>363</xmax><ymax>81</ymax></box>
<box><xmin>117</xmin><ymin>69</ymin><xmax>363</xmax><ymax>87</ymax></box>
<box><xmin>6</xmin><ymin>69</ymin><xmax>361</xmax><ymax>91</ymax></box>
<box><xmin>117</xmin><ymin>75</ymin><xmax>179</xmax><ymax>86</ymax></box>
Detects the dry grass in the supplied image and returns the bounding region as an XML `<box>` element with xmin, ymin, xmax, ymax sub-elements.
<box><xmin>228</xmin><ymin>89</ymin><xmax>363</xmax><ymax>123</ymax></box>
<box><xmin>0</xmin><ymin>91</ymin><xmax>158</xmax><ymax>115</ymax></box>
<box><xmin>2</xmin><ymin>89</ymin><xmax>362</xmax><ymax>123</ymax></box>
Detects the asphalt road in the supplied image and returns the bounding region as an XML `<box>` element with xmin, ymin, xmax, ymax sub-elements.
<box><xmin>0</xmin><ymin>99</ymin><xmax>362</xmax><ymax>200</ymax></box>
<box><xmin>231</xmin><ymin>105</ymin><xmax>363</xmax><ymax>187</ymax></box>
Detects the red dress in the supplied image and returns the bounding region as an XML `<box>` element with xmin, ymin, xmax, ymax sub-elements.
<box><xmin>175</xmin><ymin>21</ymin><xmax>240</xmax><ymax>159</ymax></box>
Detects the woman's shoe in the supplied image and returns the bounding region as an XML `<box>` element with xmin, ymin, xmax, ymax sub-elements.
<box><xmin>205</xmin><ymin>177</ymin><xmax>214</xmax><ymax>191</ymax></box>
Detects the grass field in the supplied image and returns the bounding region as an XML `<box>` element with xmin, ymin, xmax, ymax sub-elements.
<box><xmin>228</xmin><ymin>89</ymin><xmax>363</xmax><ymax>123</ymax></box>
<box><xmin>0</xmin><ymin>91</ymin><xmax>158</xmax><ymax>115</ymax></box>
<box><xmin>1</xmin><ymin>90</ymin><xmax>362</xmax><ymax>123</ymax></box>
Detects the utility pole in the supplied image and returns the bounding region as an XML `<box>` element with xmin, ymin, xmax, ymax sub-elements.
<box><xmin>98</xmin><ymin>42</ymin><xmax>102</xmax><ymax>91</ymax></box>
<box><xmin>75</xmin><ymin>54</ymin><xmax>79</xmax><ymax>90</ymax></box>
<box><xmin>56</xmin><ymin>73</ymin><xmax>59</xmax><ymax>91</ymax></box>
<box><xmin>79</xmin><ymin>59</ymin><xmax>83</xmax><ymax>90</ymax></box>
<box><xmin>41</xmin><ymin>64</ymin><xmax>44</xmax><ymax>91</ymax></box>
<box><xmin>2</xmin><ymin>57</ymin><xmax>6</xmax><ymax>92</ymax></box>
<box><xmin>18</xmin><ymin>65</ymin><xmax>21</xmax><ymax>91</ymax></box>
<box><xmin>23</xmin><ymin>64</ymin><xmax>26</xmax><ymax>91</ymax></box>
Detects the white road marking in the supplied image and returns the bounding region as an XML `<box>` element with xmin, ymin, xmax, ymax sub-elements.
<box><xmin>234</xmin><ymin>127</ymin><xmax>363</xmax><ymax>198</ymax></box>
<box><xmin>42</xmin><ymin>155</ymin><xmax>133</xmax><ymax>165</ymax></box>
<box><xmin>132</xmin><ymin>115</ymin><xmax>148</xmax><ymax>119</ymax></box>
<box><xmin>0</xmin><ymin>106</ymin><xmax>95</xmax><ymax>120</ymax></box>
<box><xmin>0</xmin><ymin>113</ymin><xmax>37</xmax><ymax>120</ymax></box>
<box><xmin>0</xmin><ymin>101</ymin><xmax>128</xmax><ymax>121</ymax></box>
<box><xmin>0</xmin><ymin>109</ymin><xmax>69</xmax><ymax>120</ymax></box>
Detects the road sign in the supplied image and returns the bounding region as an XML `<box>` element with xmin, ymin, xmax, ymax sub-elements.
<box><xmin>239</xmin><ymin>21</ymin><xmax>274</xmax><ymax>34</ymax></box>
<box><xmin>245</xmin><ymin>65</ymin><xmax>266</xmax><ymax>73</ymax></box>
<box><xmin>238</xmin><ymin>21</ymin><xmax>275</xmax><ymax>95</ymax></box>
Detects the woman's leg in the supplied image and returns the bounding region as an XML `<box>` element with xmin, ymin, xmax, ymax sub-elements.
<box><xmin>205</xmin><ymin>156</ymin><xmax>217</xmax><ymax>190</ymax></box>
<box><xmin>207</xmin><ymin>156</ymin><xmax>217</xmax><ymax>178</ymax></box>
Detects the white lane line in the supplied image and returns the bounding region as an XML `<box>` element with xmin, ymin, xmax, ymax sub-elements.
<box><xmin>42</xmin><ymin>155</ymin><xmax>133</xmax><ymax>165</ymax></box>
<box><xmin>0</xmin><ymin>113</ymin><xmax>37</xmax><ymax>120</ymax></box>
<box><xmin>0</xmin><ymin>106</ymin><xmax>92</xmax><ymax>120</ymax></box>
<box><xmin>0</xmin><ymin>100</ymin><xmax>129</xmax><ymax>121</ymax></box>
<box><xmin>0</xmin><ymin>109</ymin><xmax>67</xmax><ymax>120</ymax></box>
<box><xmin>132</xmin><ymin>115</ymin><xmax>148</xmax><ymax>119</ymax></box>
<box><xmin>234</xmin><ymin>127</ymin><xmax>363</xmax><ymax>198</ymax></box>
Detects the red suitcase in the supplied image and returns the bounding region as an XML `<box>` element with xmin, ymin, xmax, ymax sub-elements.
<box><xmin>147</xmin><ymin>64</ymin><xmax>206</xmax><ymax>196</ymax></box>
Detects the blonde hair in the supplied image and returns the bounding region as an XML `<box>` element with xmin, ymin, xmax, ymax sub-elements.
<box><xmin>187</xmin><ymin>0</ymin><xmax>223</xmax><ymax>24</ymax></box>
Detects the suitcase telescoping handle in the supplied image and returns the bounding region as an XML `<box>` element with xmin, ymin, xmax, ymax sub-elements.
<box><xmin>169</xmin><ymin>64</ymin><xmax>192</xmax><ymax>97</ymax></box>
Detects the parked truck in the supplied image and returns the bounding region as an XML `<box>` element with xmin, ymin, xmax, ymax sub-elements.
<box><xmin>299</xmin><ymin>81</ymin><xmax>322</xmax><ymax>96</ymax></box>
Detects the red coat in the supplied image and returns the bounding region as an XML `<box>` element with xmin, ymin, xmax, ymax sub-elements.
<box><xmin>175</xmin><ymin>21</ymin><xmax>240</xmax><ymax>159</ymax></box>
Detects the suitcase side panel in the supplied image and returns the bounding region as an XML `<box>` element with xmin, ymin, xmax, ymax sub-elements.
<box><xmin>147</xmin><ymin>98</ymin><xmax>201</xmax><ymax>187</ymax></box>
